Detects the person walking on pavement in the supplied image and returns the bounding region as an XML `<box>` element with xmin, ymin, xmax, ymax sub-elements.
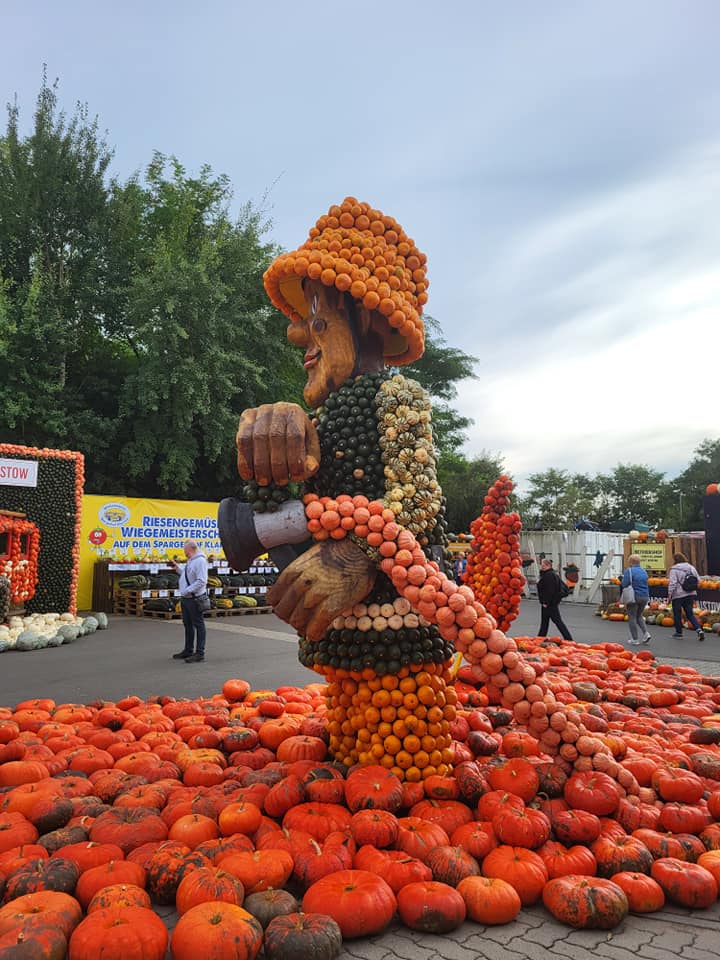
<box><xmin>172</xmin><ymin>540</ymin><xmax>209</xmax><ymax>662</ymax></box>
<box><xmin>453</xmin><ymin>552</ymin><xmax>468</xmax><ymax>585</ymax></box>
<box><xmin>537</xmin><ymin>558</ymin><xmax>573</xmax><ymax>641</ymax></box>
<box><xmin>668</xmin><ymin>551</ymin><xmax>704</xmax><ymax>641</ymax></box>
<box><xmin>620</xmin><ymin>554</ymin><xmax>651</xmax><ymax>646</ymax></box>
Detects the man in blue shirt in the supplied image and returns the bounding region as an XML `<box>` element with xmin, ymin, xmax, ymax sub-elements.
<box><xmin>172</xmin><ymin>540</ymin><xmax>209</xmax><ymax>662</ymax></box>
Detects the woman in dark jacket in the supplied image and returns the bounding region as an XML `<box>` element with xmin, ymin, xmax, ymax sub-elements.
<box><xmin>537</xmin><ymin>558</ymin><xmax>573</xmax><ymax>641</ymax></box>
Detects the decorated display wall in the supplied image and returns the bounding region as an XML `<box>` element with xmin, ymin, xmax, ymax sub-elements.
<box><xmin>77</xmin><ymin>495</ymin><xmax>224</xmax><ymax>610</ymax></box>
<box><xmin>0</xmin><ymin>444</ymin><xmax>84</xmax><ymax>614</ymax></box>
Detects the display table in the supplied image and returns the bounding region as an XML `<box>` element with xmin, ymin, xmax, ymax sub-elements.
<box><xmin>91</xmin><ymin>559</ymin><xmax>277</xmax><ymax>614</ymax></box>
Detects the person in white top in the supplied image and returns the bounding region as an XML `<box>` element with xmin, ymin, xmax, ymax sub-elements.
<box><xmin>171</xmin><ymin>540</ymin><xmax>209</xmax><ymax>662</ymax></box>
<box><xmin>667</xmin><ymin>551</ymin><xmax>704</xmax><ymax>641</ymax></box>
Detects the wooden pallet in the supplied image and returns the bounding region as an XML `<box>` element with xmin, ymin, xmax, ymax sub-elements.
<box><xmin>140</xmin><ymin>606</ymin><xmax>273</xmax><ymax>621</ymax></box>
<box><xmin>114</xmin><ymin>598</ymin><xmax>144</xmax><ymax>617</ymax></box>
<box><xmin>209</xmin><ymin>606</ymin><xmax>273</xmax><ymax>618</ymax></box>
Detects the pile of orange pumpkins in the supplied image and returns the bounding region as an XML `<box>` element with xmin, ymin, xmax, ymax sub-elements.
<box><xmin>1</xmin><ymin>643</ymin><xmax>720</xmax><ymax>959</ymax></box>
<box><xmin>463</xmin><ymin>476</ymin><xmax>525</xmax><ymax>633</ymax></box>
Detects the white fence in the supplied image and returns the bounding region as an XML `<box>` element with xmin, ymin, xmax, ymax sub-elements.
<box><xmin>520</xmin><ymin>531</ymin><xmax>626</xmax><ymax>602</ymax></box>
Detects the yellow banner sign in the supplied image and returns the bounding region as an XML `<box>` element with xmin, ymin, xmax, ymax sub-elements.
<box><xmin>632</xmin><ymin>542</ymin><xmax>667</xmax><ymax>571</ymax></box>
<box><xmin>78</xmin><ymin>494</ymin><xmax>223</xmax><ymax>609</ymax></box>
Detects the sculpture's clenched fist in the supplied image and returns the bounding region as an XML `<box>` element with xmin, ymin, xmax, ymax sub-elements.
<box><xmin>237</xmin><ymin>402</ymin><xmax>320</xmax><ymax>487</ymax></box>
<box><xmin>268</xmin><ymin>539</ymin><xmax>377</xmax><ymax>642</ymax></box>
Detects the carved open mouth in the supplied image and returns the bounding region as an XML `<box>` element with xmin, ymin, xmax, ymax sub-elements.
<box><xmin>304</xmin><ymin>348</ymin><xmax>321</xmax><ymax>369</ymax></box>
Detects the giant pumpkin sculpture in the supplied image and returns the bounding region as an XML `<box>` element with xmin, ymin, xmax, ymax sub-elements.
<box><xmin>219</xmin><ymin>197</ymin><xmax>606</xmax><ymax>784</ymax></box>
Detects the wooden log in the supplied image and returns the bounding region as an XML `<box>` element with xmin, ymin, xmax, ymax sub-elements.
<box><xmin>588</xmin><ymin>550</ymin><xmax>615</xmax><ymax>605</ymax></box>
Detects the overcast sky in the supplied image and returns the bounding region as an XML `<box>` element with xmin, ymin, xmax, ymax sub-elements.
<box><xmin>3</xmin><ymin>1</ymin><xmax>719</xmax><ymax>489</ymax></box>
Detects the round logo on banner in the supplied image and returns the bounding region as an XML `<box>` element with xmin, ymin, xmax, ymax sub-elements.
<box><xmin>88</xmin><ymin>527</ymin><xmax>108</xmax><ymax>545</ymax></box>
<box><xmin>99</xmin><ymin>502</ymin><xmax>131</xmax><ymax>526</ymax></box>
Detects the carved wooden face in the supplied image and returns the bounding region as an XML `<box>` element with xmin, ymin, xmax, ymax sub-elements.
<box><xmin>287</xmin><ymin>282</ymin><xmax>358</xmax><ymax>407</ymax></box>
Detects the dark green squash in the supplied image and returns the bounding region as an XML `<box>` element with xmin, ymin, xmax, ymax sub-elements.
<box><xmin>263</xmin><ymin>912</ymin><xmax>342</xmax><ymax>960</ymax></box>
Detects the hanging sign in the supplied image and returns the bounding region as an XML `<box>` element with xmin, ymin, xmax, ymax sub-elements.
<box><xmin>0</xmin><ymin>459</ymin><xmax>38</xmax><ymax>487</ymax></box>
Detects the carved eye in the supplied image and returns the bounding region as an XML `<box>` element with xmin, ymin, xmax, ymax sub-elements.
<box><xmin>311</xmin><ymin>316</ymin><xmax>327</xmax><ymax>335</ymax></box>
<box><xmin>311</xmin><ymin>292</ymin><xmax>319</xmax><ymax>314</ymax></box>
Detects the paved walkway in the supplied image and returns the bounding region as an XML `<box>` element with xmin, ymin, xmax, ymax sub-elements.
<box><xmin>2</xmin><ymin>598</ymin><xmax>717</xmax><ymax>707</ymax></box>
<box><xmin>1</xmin><ymin>601</ymin><xmax>719</xmax><ymax>956</ymax></box>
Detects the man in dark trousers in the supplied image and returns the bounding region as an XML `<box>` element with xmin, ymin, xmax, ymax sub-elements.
<box><xmin>537</xmin><ymin>558</ymin><xmax>573</xmax><ymax>641</ymax></box>
<box><xmin>171</xmin><ymin>540</ymin><xmax>209</xmax><ymax>662</ymax></box>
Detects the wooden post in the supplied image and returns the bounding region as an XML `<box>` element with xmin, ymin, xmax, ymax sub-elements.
<box><xmin>559</xmin><ymin>533</ymin><xmax>567</xmax><ymax>589</ymax></box>
<box><xmin>587</xmin><ymin>549</ymin><xmax>615</xmax><ymax>604</ymax></box>
<box><xmin>571</xmin><ymin>575</ymin><xmax>582</xmax><ymax>603</ymax></box>
<box><xmin>525</xmin><ymin>538</ymin><xmax>538</xmax><ymax>597</ymax></box>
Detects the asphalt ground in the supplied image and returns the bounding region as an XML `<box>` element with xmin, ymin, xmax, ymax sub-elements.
<box><xmin>1</xmin><ymin>600</ymin><xmax>719</xmax><ymax>957</ymax></box>
<box><xmin>1</xmin><ymin>597</ymin><xmax>717</xmax><ymax>707</ymax></box>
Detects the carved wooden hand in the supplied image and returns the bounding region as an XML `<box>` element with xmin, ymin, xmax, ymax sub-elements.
<box><xmin>236</xmin><ymin>402</ymin><xmax>320</xmax><ymax>486</ymax></box>
<box><xmin>268</xmin><ymin>539</ymin><xmax>377</xmax><ymax>641</ymax></box>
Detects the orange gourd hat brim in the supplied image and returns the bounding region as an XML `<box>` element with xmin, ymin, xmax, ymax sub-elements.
<box><xmin>263</xmin><ymin>197</ymin><xmax>428</xmax><ymax>365</ymax></box>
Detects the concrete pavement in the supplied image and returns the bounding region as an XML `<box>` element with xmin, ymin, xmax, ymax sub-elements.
<box><xmin>1</xmin><ymin>597</ymin><xmax>717</xmax><ymax>707</ymax></box>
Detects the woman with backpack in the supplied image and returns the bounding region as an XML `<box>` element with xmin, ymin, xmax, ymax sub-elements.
<box><xmin>619</xmin><ymin>554</ymin><xmax>651</xmax><ymax>645</ymax></box>
<box><xmin>668</xmin><ymin>552</ymin><xmax>704</xmax><ymax>641</ymax></box>
<box><xmin>537</xmin><ymin>558</ymin><xmax>573</xmax><ymax>641</ymax></box>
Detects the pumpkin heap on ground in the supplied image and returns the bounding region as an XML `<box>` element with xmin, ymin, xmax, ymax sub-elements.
<box><xmin>0</xmin><ymin>613</ymin><xmax>108</xmax><ymax>653</ymax></box>
<box><xmin>0</xmin><ymin>648</ymin><xmax>720</xmax><ymax>957</ymax></box>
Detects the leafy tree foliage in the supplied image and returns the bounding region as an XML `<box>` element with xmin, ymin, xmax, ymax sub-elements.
<box><xmin>664</xmin><ymin>438</ymin><xmax>720</xmax><ymax>529</ymax></box>
<box><xmin>596</xmin><ymin>464</ymin><xmax>668</xmax><ymax>529</ymax></box>
<box><xmin>0</xmin><ymin>80</ymin><xmax>304</xmax><ymax>499</ymax></box>
<box><xmin>517</xmin><ymin>469</ymin><xmax>600</xmax><ymax>530</ymax></box>
<box><xmin>438</xmin><ymin>451</ymin><xmax>505</xmax><ymax>534</ymax></box>
<box><xmin>0</xmin><ymin>75</ymin><xmax>115</xmax><ymax>454</ymax></box>
<box><xmin>406</xmin><ymin>316</ymin><xmax>477</xmax><ymax>454</ymax></box>
<box><xmin>108</xmin><ymin>155</ymin><xmax>304</xmax><ymax>497</ymax></box>
<box><xmin>517</xmin><ymin>462</ymin><xmax>690</xmax><ymax>531</ymax></box>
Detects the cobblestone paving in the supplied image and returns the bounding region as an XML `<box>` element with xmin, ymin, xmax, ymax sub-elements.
<box><xmin>155</xmin><ymin>899</ymin><xmax>720</xmax><ymax>959</ymax></box>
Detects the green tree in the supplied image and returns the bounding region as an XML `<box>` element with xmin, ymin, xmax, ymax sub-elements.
<box><xmin>597</xmin><ymin>464</ymin><xmax>668</xmax><ymax>528</ymax></box>
<box><xmin>664</xmin><ymin>438</ymin><xmax>720</xmax><ymax>529</ymax></box>
<box><xmin>405</xmin><ymin>316</ymin><xmax>477</xmax><ymax>454</ymax></box>
<box><xmin>0</xmin><ymin>77</ymin><xmax>478</xmax><ymax>501</ymax></box>
<box><xmin>0</xmin><ymin>75</ymin><xmax>117</xmax><ymax>454</ymax></box>
<box><xmin>517</xmin><ymin>469</ymin><xmax>600</xmax><ymax>530</ymax></box>
<box><xmin>438</xmin><ymin>451</ymin><xmax>506</xmax><ymax>533</ymax></box>
<box><xmin>0</xmin><ymin>78</ymin><xmax>305</xmax><ymax>499</ymax></box>
<box><xmin>108</xmin><ymin>154</ymin><xmax>304</xmax><ymax>498</ymax></box>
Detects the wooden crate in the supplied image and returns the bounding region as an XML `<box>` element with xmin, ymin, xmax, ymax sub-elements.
<box><xmin>114</xmin><ymin>589</ymin><xmax>173</xmax><ymax>617</ymax></box>
<box><xmin>92</xmin><ymin>561</ymin><xmax>114</xmax><ymax>613</ymax></box>
<box><xmin>114</xmin><ymin>592</ymin><xmax>145</xmax><ymax>617</ymax></box>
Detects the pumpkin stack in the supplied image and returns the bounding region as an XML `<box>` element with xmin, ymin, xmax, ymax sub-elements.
<box><xmin>292</xmin><ymin>369</ymin><xmax>457</xmax><ymax>782</ymax></box>
<box><xmin>320</xmin><ymin>660</ymin><xmax>456</xmax><ymax>782</ymax></box>
<box><xmin>463</xmin><ymin>475</ymin><xmax>525</xmax><ymax>633</ymax></box>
